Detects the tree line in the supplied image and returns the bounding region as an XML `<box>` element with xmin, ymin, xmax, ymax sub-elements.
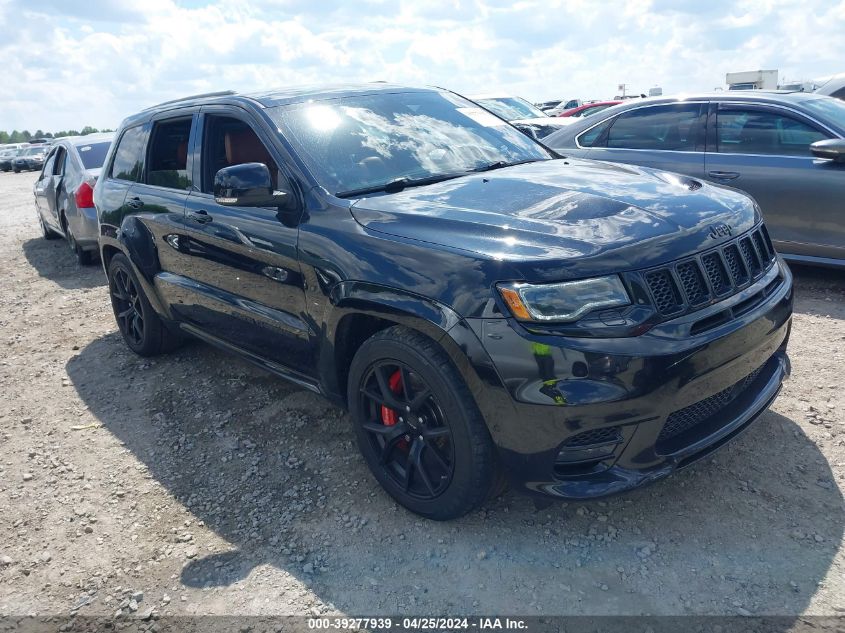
<box><xmin>0</xmin><ymin>126</ymin><xmax>114</xmax><ymax>144</ymax></box>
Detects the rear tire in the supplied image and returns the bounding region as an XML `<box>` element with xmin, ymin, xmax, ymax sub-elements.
<box><xmin>107</xmin><ymin>253</ymin><xmax>181</xmax><ymax>356</ymax></box>
<box><xmin>347</xmin><ymin>325</ymin><xmax>501</xmax><ymax>520</ymax></box>
<box><xmin>38</xmin><ymin>213</ymin><xmax>59</xmax><ymax>240</ymax></box>
<box><xmin>65</xmin><ymin>218</ymin><xmax>92</xmax><ymax>265</ymax></box>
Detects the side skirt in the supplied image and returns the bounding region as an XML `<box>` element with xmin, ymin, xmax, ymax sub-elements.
<box><xmin>179</xmin><ymin>323</ymin><xmax>323</xmax><ymax>396</ymax></box>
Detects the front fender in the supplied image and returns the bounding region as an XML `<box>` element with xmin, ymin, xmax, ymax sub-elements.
<box><xmin>317</xmin><ymin>281</ymin><xmax>462</xmax><ymax>401</ymax></box>
<box><xmin>320</xmin><ymin>281</ymin><xmax>518</xmax><ymax>448</ymax></box>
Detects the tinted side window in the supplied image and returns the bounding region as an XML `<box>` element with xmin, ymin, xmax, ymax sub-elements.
<box><xmin>146</xmin><ymin>118</ymin><xmax>192</xmax><ymax>189</ymax></box>
<box><xmin>831</xmin><ymin>87</ymin><xmax>845</xmax><ymax>100</ymax></box>
<box><xmin>577</xmin><ymin>119</ymin><xmax>612</xmax><ymax>147</ymax></box>
<box><xmin>716</xmin><ymin>109</ymin><xmax>829</xmax><ymax>156</ymax></box>
<box><xmin>53</xmin><ymin>147</ymin><xmax>67</xmax><ymax>175</ymax></box>
<box><xmin>605</xmin><ymin>104</ymin><xmax>702</xmax><ymax>150</ymax></box>
<box><xmin>110</xmin><ymin>126</ymin><xmax>146</xmax><ymax>182</ymax></box>
<box><xmin>40</xmin><ymin>151</ymin><xmax>56</xmax><ymax>178</ymax></box>
<box><xmin>201</xmin><ymin>115</ymin><xmax>281</xmax><ymax>194</ymax></box>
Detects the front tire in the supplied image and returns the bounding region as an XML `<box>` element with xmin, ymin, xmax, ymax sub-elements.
<box><xmin>348</xmin><ymin>326</ymin><xmax>501</xmax><ymax>520</ymax></box>
<box><xmin>107</xmin><ymin>253</ymin><xmax>181</xmax><ymax>356</ymax></box>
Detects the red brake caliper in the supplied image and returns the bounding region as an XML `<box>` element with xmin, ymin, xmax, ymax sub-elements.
<box><xmin>380</xmin><ymin>370</ymin><xmax>409</xmax><ymax>450</ymax></box>
<box><xmin>380</xmin><ymin>370</ymin><xmax>403</xmax><ymax>425</ymax></box>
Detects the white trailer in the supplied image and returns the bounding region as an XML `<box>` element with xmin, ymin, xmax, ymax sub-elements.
<box><xmin>726</xmin><ymin>70</ymin><xmax>778</xmax><ymax>91</ymax></box>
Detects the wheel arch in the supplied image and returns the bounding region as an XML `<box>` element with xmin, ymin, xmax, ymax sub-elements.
<box><xmin>320</xmin><ymin>281</ymin><xmax>507</xmax><ymax>428</ymax></box>
<box><xmin>100</xmin><ymin>215</ymin><xmax>168</xmax><ymax>316</ymax></box>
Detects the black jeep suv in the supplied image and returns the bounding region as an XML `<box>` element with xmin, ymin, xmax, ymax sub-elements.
<box><xmin>95</xmin><ymin>84</ymin><xmax>793</xmax><ymax>520</ymax></box>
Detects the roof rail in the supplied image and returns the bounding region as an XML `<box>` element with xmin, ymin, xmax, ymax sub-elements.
<box><xmin>142</xmin><ymin>90</ymin><xmax>237</xmax><ymax>111</ymax></box>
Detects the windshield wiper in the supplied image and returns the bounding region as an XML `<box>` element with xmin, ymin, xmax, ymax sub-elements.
<box><xmin>335</xmin><ymin>173</ymin><xmax>466</xmax><ymax>198</ymax></box>
<box><xmin>469</xmin><ymin>158</ymin><xmax>545</xmax><ymax>173</ymax></box>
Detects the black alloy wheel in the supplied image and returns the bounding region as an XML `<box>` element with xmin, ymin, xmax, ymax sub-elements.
<box><xmin>107</xmin><ymin>253</ymin><xmax>181</xmax><ymax>356</ymax></box>
<box><xmin>358</xmin><ymin>361</ymin><xmax>455</xmax><ymax>500</ymax></box>
<box><xmin>348</xmin><ymin>326</ymin><xmax>502</xmax><ymax>520</ymax></box>
<box><xmin>111</xmin><ymin>266</ymin><xmax>145</xmax><ymax>348</ymax></box>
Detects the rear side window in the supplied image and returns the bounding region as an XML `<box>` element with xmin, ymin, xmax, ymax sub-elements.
<box><xmin>716</xmin><ymin>109</ymin><xmax>829</xmax><ymax>156</ymax></box>
<box><xmin>605</xmin><ymin>104</ymin><xmax>702</xmax><ymax>150</ymax></box>
<box><xmin>110</xmin><ymin>126</ymin><xmax>146</xmax><ymax>182</ymax></box>
<box><xmin>831</xmin><ymin>87</ymin><xmax>845</xmax><ymax>100</ymax></box>
<box><xmin>77</xmin><ymin>142</ymin><xmax>111</xmax><ymax>170</ymax></box>
<box><xmin>147</xmin><ymin>118</ymin><xmax>192</xmax><ymax>189</ymax></box>
<box><xmin>577</xmin><ymin>119</ymin><xmax>612</xmax><ymax>147</ymax></box>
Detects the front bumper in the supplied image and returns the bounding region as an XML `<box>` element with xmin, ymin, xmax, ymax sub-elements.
<box><xmin>459</xmin><ymin>259</ymin><xmax>794</xmax><ymax>500</ymax></box>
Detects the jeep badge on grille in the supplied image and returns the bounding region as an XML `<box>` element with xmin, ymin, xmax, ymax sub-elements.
<box><xmin>709</xmin><ymin>223</ymin><xmax>732</xmax><ymax>239</ymax></box>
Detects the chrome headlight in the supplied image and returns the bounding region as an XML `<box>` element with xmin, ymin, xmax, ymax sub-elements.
<box><xmin>498</xmin><ymin>276</ymin><xmax>630</xmax><ymax>322</ymax></box>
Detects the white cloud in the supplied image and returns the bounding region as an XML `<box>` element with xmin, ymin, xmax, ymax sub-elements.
<box><xmin>0</xmin><ymin>0</ymin><xmax>843</xmax><ymax>131</ymax></box>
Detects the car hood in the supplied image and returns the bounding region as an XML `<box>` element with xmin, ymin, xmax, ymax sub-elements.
<box><xmin>350</xmin><ymin>158</ymin><xmax>759</xmax><ymax>281</ymax></box>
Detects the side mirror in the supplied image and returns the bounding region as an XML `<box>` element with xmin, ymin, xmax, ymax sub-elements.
<box><xmin>213</xmin><ymin>163</ymin><xmax>288</xmax><ymax>207</ymax></box>
<box><xmin>810</xmin><ymin>139</ymin><xmax>845</xmax><ymax>163</ymax></box>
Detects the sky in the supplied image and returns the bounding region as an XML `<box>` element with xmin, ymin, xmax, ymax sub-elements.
<box><xmin>1</xmin><ymin>0</ymin><xmax>844</xmax><ymax>132</ymax></box>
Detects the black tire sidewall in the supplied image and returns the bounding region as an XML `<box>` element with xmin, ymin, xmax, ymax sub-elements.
<box><xmin>348</xmin><ymin>331</ymin><xmax>494</xmax><ymax>520</ymax></box>
<box><xmin>107</xmin><ymin>254</ymin><xmax>163</xmax><ymax>356</ymax></box>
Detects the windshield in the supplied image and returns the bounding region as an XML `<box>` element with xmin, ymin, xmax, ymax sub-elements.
<box><xmin>269</xmin><ymin>91</ymin><xmax>551</xmax><ymax>197</ymax></box>
<box><xmin>76</xmin><ymin>141</ymin><xmax>111</xmax><ymax>169</ymax></box>
<box><xmin>25</xmin><ymin>146</ymin><xmax>46</xmax><ymax>155</ymax></box>
<box><xmin>803</xmin><ymin>96</ymin><xmax>845</xmax><ymax>132</ymax></box>
<box><xmin>476</xmin><ymin>97</ymin><xmax>547</xmax><ymax>121</ymax></box>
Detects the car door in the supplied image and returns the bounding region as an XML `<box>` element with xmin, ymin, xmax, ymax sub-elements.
<box><xmin>581</xmin><ymin>102</ymin><xmax>708</xmax><ymax>179</ymax></box>
<box><xmin>704</xmin><ymin>102</ymin><xmax>845</xmax><ymax>258</ymax></box>
<box><xmin>33</xmin><ymin>149</ymin><xmax>57</xmax><ymax>230</ymax></box>
<box><xmin>49</xmin><ymin>145</ymin><xmax>69</xmax><ymax>232</ymax></box>
<box><xmin>97</xmin><ymin>124</ymin><xmax>149</xmax><ymax>239</ymax></box>
<box><xmin>178</xmin><ymin>106</ymin><xmax>313</xmax><ymax>377</ymax></box>
<box><xmin>124</xmin><ymin>112</ymin><xmax>199</xmax><ymax>309</ymax></box>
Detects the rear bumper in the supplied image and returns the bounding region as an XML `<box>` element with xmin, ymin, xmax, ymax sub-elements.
<box><xmin>74</xmin><ymin>206</ymin><xmax>100</xmax><ymax>249</ymax></box>
<box><xmin>457</xmin><ymin>259</ymin><xmax>794</xmax><ymax>500</ymax></box>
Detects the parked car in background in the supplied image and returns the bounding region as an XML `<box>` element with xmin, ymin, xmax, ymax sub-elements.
<box><xmin>0</xmin><ymin>147</ymin><xmax>26</xmax><ymax>172</ymax></box>
<box><xmin>535</xmin><ymin>99</ymin><xmax>562</xmax><ymax>112</ymax></box>
<box><xmin>471</xmin><ymin>94</ymin><xmax>576</xmax><ymax>139</ymax></box>
<box><xmin>34</xmin><ymin>133</ymin><xmax>114</xmax><ymax>264</ymax></box>
<box><xmin>13</xmin><ymin>145</ymin><xmax>49</xmax><ymax>172</ymax></box>
<box><xmin>557</xmin><ymin>100</ymin><xmax>623</xmax><ymax>118</ymax></box>
<box><xmin>815</xmin><ymin>73</ymin><xmax>845</xmax><ymax>101</ymax></box>
<box><xmin>546</xmin><ymin>99</ymin><xmax>582</xmax><ymax>116</ymax></box>
<box><xmin>543</xmin><ymin>92</ymin><xmax>845</xmax><ymax>267</ymax></box>
<box><xmin>95</xmin><ymin>84</ymin><xmax>791</xmax><ymax>520</ymax></box>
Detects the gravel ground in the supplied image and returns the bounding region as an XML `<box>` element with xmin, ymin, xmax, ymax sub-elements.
<box><xmin>1</xmin><ymin>169</ymin><xmax>844</xmax><ymax>619</ymax></box>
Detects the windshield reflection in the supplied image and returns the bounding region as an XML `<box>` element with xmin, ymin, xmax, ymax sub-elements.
<box><xmin>269</xmin><ymin>91</ymin><xmax>551</xmax><ymax>197</ymax></box>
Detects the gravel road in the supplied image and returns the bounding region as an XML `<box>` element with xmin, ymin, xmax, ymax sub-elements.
<box><xmin>1</xmin><ymin>169</ymin><xmax>844</xmax><ymax>620</ymax></box>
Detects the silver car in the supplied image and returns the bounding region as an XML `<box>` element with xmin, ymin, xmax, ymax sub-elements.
<box><xmin>34</xmin><ymin>133</ymin><xmax>115</xmax><ymax>264</ymax></box>
<box><xmin>470</xmin><ymin>94</ymin><xmax>577</xmax><ymax>140</ymax></box>
<box><xmin>542</xmin><ymin>92</ymin><xmax>845</xmax><ymax>268</ymax></box>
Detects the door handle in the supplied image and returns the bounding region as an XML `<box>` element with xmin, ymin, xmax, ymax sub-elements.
<box><xmin>707</xmin><ymin>170</ymin><xmax>741</xmax><ymax>181</ymax></box>
<box><xmin>188</xmin><ymin>209</ymin><xmax>213</xmax><ymax>224</ymax></box>
<box><xmin>126</xmin><ymin>196</ymin><xmax>144</xmax><ymax>209</ymax></box>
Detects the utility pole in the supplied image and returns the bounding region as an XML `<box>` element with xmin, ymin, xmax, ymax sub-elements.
<box><xmin>618</xmin><ymin>83</ymin><xmax>627</xmax><ymax>97</ymax></box>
